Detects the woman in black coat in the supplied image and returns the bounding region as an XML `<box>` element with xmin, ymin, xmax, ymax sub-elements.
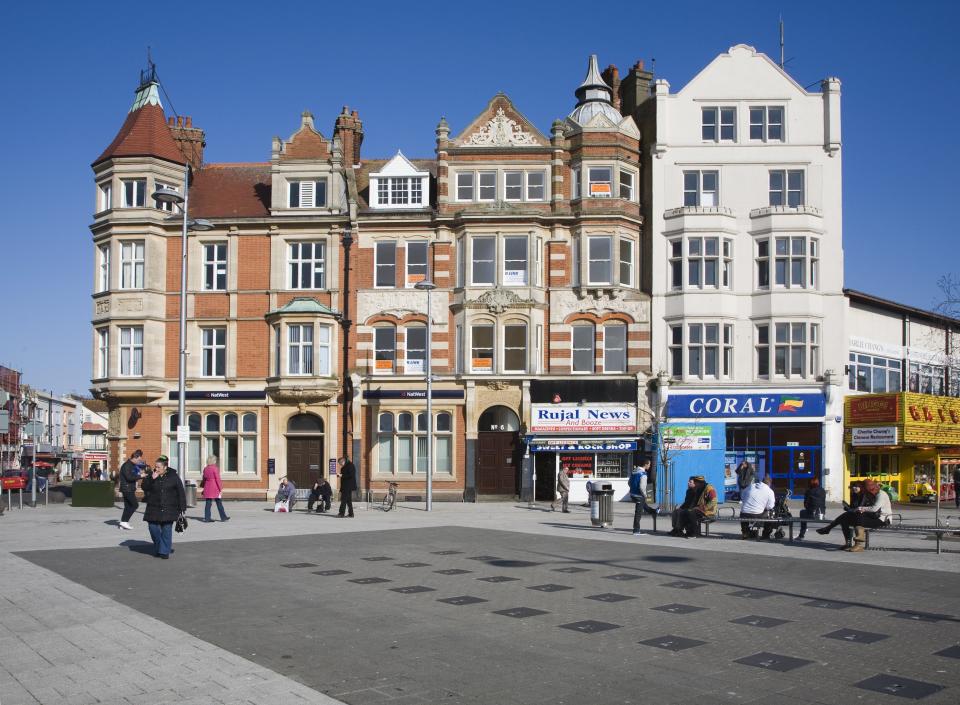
<box><xmin>797</xmin><ymin>477</ymin><xmax>827</xmax><ymax>540</ymax></box>
<box><xmin>140</xmin><ymin>455</ymin><xmax>186</xmax><ymax>559</ymax></box>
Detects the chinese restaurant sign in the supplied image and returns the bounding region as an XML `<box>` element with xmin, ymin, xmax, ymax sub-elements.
<box><xmin>847</xmin><ymin>394</ymin><xmax>900</xmax><ymax>424</ymax></box>
<box><xmin>902</xmin><ymin>392</ymin><xmax>960</xmax><ymax>445</ymax></box>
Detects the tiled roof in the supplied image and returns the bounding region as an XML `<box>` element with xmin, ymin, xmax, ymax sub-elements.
<box><xmin>267</xmin><ymin>297</ymin><xmax>338</xmax><ymax>317</ymax></box>
<box><xmin>81</xmin><ymin>422</ymin><xmax>107</xmax><ymax>432</ymax></box>
<box><xmin>189</xmin><ymin>163</ymin><xmax>272</xmax><ymax>218</ymax></box>
<box><xmin>94</xmin><ymin>102</ymin><xmax>186</xmax><ymax>167</ymax></box>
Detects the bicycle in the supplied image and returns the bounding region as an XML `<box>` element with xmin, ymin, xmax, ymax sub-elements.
<box><xmin>382</xmin><ymin>482</ymin><xmax>399</xmax><ymax>512</ymax></box>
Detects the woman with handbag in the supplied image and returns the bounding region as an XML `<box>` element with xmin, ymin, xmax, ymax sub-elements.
<box><xmin>140</xmin><ymin>455</ymin><xmax>187</xmax><ymax>559</ymax></box>
<box><xmin>201</xmin><ymin>455</ymin><xmax>230</xmax><ymax>523</ymax></box>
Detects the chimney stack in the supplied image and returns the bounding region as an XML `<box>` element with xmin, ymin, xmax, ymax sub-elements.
<box><xmin>620</xmin><ymin>60</ymin><xmax>655</xmax><ymax>118</ymax></box>
<box><xmin>601</xmin><ymin>64</ymin><xmax>621</xmax><ymax>111</ymax></box>
<box><xmin>335</xmin><ymin>105</ymin><xmax>364</xmax><ymax>166</ymax></box>
<box><xmin>170</xmin><ymin>115</ymin><xmax>205</xmax><ymax>170</ymax></box>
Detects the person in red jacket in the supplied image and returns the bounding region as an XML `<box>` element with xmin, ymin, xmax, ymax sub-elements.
<box><xmin>201</xmin><ymin>455</ymin><xmax>230</xmax><ymax>523</ymax></box>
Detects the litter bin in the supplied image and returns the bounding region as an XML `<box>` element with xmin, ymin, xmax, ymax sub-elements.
<box><xmin>590</xmin><ymin>483</ymin><xmax>615</xmax><ymax>527</ymax></box>
<box><xmin>184</xmin><ymin>480</ymin><xmax>198</xmax><ymax>507</ymax></box>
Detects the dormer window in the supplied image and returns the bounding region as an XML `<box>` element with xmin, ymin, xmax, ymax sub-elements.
<box><xmin>288</xmin><ymin>179</ymin><xmax>327</xmax><ymax>208</ymax></box>
<box><xmin>370</xmin><ymin>152</ymin><xmax>430</xmax><ymax>210</ymax></box>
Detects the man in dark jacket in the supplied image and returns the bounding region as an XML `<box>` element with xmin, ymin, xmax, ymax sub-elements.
<box><xmin>140</xmin><ymin>456</ymin><xmax>186</xmax><ymax>559</ymax></box>
<box><xmin>117</xmin><ymin>449</ymin><xmax>143</xmax><ymax>530</ymax></box>
<box><xmin>308</xmin><ymin>476</ymin><xmax>333</xmax><ymax>513</ymax></box>
<box><xmin>337</xmin><ymin>456</ymin><xmax>357</xmax><ymax>518</ymax></box>
<box><xmin>797</xmin><ymin>477</ymin><xmax>826</xmax><ymax>540</ymax></box>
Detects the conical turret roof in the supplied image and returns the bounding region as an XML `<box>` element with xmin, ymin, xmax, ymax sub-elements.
<box><xmin>569</xmin><ymin>54</ymin><xmax>623</xmax><ymax>126</ymax></box>
<box><xmin>93</xmin><ymin>74</ymin><xmax>185</xmax><ymax>167</ymax></box>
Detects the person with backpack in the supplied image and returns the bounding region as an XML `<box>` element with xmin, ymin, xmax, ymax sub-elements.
<box><xmin>629</xmin><ymin>459</ymin><xmax>658</xmax><ymax>535</ymax></box>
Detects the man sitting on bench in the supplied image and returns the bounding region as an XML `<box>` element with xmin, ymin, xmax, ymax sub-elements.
<box><xmin>739</xmin><ymin>476</ymin><xmax>775</xmax><ymax>540</ymax></box>
<box><xmin>669</xmin><ymin>475</ymin><xmax>717</xmax><ymax>538</ymax></box>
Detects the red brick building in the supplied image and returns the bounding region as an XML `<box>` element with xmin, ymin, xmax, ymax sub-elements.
<box><xmin>91</xmin><ymin>57</ymin><xmax>653</xmax><ymax>502</ymax></box>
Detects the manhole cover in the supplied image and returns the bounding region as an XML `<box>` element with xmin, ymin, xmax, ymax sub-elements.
<box><xmin>729</xmin><ymin>615</ymin><xmax>791</xmax><ymax>628</ymax></box>
<box><xmin>823</xmin><ymin>629</ymin><xmax>889</xmax><ymax>644</ymax></box>
<box><xmin>734</xmin><ymin>652</ymin><xmax>813</xmax><ymax>672</ymax></box>
<box><xmin>493</xmin><ymin>607</ymin><xmax>549</xmax><ymax>619</ymax></box>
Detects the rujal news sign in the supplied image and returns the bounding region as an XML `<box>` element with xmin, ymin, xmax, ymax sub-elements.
<box><xmin>530</xmin><ymin>404</ymin><xmax>637</xmax><ymax>433</ymax></box>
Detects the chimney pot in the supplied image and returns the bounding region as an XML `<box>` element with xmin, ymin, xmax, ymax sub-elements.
<box><xmin>351</xmin><ymin>110</ymin><xmax>358</xmax><ymax>118</ymax></box>
<box><xmin>634</xmin><ymin>60</ymin><xmax>644</xmax><ymax>70</ymax></box>
<box><xmin>167</xmin><ymin>116</ymin><xmax>174</xmax><ymax>126</ymax></box>
<box><xmin>185</xmin><ymin>116</ymin><xmax>192</xmax><ymax>127</ymax></box>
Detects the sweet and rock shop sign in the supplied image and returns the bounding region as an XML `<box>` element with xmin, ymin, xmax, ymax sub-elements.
<box><xmin>530</xmin><ymin>404</ymin><xmax>637</xmax><ymax>433</ymax></box>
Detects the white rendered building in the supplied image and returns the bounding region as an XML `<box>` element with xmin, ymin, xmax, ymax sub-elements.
<box><xmin>644</xmin><ymin>45</ymin><xmax>845</xmax><ymax>500</ymax></box>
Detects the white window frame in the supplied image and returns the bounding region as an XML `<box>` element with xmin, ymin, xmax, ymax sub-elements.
<box><xmin>758</xmin><ymin>321</ymin><xmax>820</xmax><ymax>380</ymax></box>
<box><xmin>771</xmin><ymin>236</ymin><xmax>819</xmax><ymax>289</ymax></box>
<box><xmin>618</xmin><ymin>239</ymin><xmax>634</xmax><ymax>288</ymax></box>
<box><xmin>587</xmin><ymin>167</ymin><xmax>612</xmax><ymax>198</ymax></box>
<box><xmin>619</xmin><ymin>170</ymin><xmax>635</xmax><ymax>201</ymax></box>
<box><xmin>288</xmin><ymin>179</ymin><xmax>328</xmax><ymax>208</ymax></box>
<box><xmin>749</xmin><ymin>106</ymin><xmax>785</xmax><ymax>142</ymax></box>
<box><xmin>118</xmin><ymin>326</ymin><xmax>143</xmax><ymax>377</ymax></box>
<box><xmin>273</xmin><ymin>324</ymin><xmax>281</xmax><ymax>377</ymax></box>
<box><xmin>572</xmin><ymin>324</ymin><xmax>595</xmax><ymax>373</ymax></box>
<box><xmin>97</xmin><ymin>243</ymin><xmax>110</xmax><ymax>293</ymax></box>
<box><xmin>603</xmin><ymin>323</ymin><xmax>627</xmax><ymax>373</ymax></box>
<box><xmin>478</xmin><ymin>171</ymin><xmax>496</xmax><ymax>202</ymax></box>
<box><xmin>201</xmin><ymin>327</ymin><xmax>226</xmax><ymax>377</ymax></box>
<box><xmin>288</xmin><ymin>241</ymin><xmax>326</xmax><ymax>290</ymax></box>
<box><xmin>121</xmin><ymin>179</ymin><xmax>146</xmax><ymax>208</ymax></box>
<box><xmin>670</xmin><ymin>236</ymin><xmax>732</xmax><ymax>291</ymax></box>
<box><xmin>154</xmin><ymin>181</ymin><xmax>180</xmax><ymax>212</ymax></box>
<box><xmin>502</xmin><ymin>236</ymin><xmax>528</xmax><ymax>286</ymax></box>
<box><xmin>502</xmin><ymin>322</ymin><xmax>527</xmax><ymax>373</ymax></box>
<box><xmin>455</xmin><ymin>172</ymin><xmax>474</xmax><ymax>201</ymax></box>
<box><xmin>375</xmin><ymin>241</ymin><xmax>397</xmax><ymax>288</ymax></box>
<box><xmin>376</xmin><ymin>410</ymin><xmax>453</xmax><ymax>477</ymax></box>
<box><xmin>373</xmin><ymin>327</ymin><xmax>396</xmax><ymax>374</ymax></box>
<box><xmin>526</xmin><ymin>171</ymin><xmax>546</xmax><ymax>201</ymax></box>
<box><xmin>96</xmin><ymin>328</ymin><xmax>109</xmax><ymax>378</ymax></box>
<box><xmin>586</xmin><ymin>236</ymin><xmax>613</xmax><ymax>286</ymax></box>
<box><xmin>571</xmin><ymin>167</ymin><xmax>580</xmax><ymax>200</ymax></box>
<box><xmin>203</xmin><ymin>242</ymin><xmax>227</xmax><ymax>291</ymax></box>
<box><xmin>769</xmin><ymin>170</ymin><xmax>804</xmax><ymax>207</ymax></box>
<box><xmin>701</xmin><ymin>107</ymin><xmax>736</xmax><ymax>142</ymax></box>
<box><xmin>671</xmin><ymin>321</ymin><xmax>733</xmax><ymax>380</ymax></box>
<box><xmin>316</xmin><ymin>325</ymin><xmax>330</xmax><ymax>376</ymax></box>
<box><xmin>848</xmin><ymin>353</ymin><xmax>902</xmax><ymax>393</ymax></box>
<box><xmin>404</xmin><ymin>326</ymin><xmax>427</xmax><ymax>375</ymax></box>
<box><xmin>98</xmin><ymin>181</ymin><xmax>112</xmax><ymax>212</ymax></box>
<box><xmin>504</xmin><ymin>171</ymin><xmax>524</xmax><ymax>201</ymax></box>
<box><xmin>287</xmin><ymin>324</ymin><xmax>314</xmax><ymax>376</ymax></box>
<box><xmin>471</xmin><ymin>237</ymin><xmax>496</xmax><ymax>286</ymax></box>
<box><xmin>405</xmin><ymin>241</ymin><xmax>428</xmax><ymax>287</ymax></box>
<box><xmin>683</xmin><ymin>170</ymin><xmax>718</xmax><ymax>207</ymax></box>
<box><xmin>470</xmin><ymin>323</ymin><xmax>495</xmax><ymax>373</ymax></box>
<box><xmin>119</xmin><ymin>241</ymin><xmax>144</xmax><ymax>290</ymax></box>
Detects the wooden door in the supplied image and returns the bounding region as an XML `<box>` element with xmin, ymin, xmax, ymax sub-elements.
<box><xmin>286</xmin><ymin>437</ymin><xmax>323</xmax><ymax>489</ymax></box>
<box><xmin>477</xmin><ymin>432</ymin><xmax>519</xmax><ymax>495</ymax></box>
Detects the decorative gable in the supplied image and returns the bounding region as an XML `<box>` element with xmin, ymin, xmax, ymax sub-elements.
<box><xmin>277</xmin><ymin>111</ymin><xmax>331</xmax><ymax>161</ymax></box>
<box><xmin>377</xmin><ymin>151</ymin><xmax>427</xmax><ymax>177</ymax></box>
<box><xmin>369</xmin><ymin>151</ymin><xmax>430</xmax><ymax>210</ymax></box>
<box><xmin>453</xmin><ymin>95</ymin><xmax>548</xmax><ymax>148</ymax></box>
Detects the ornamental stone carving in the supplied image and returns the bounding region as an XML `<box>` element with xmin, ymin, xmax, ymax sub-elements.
<box><xmin>470</xmin><ymin>289</ymin><xmax>528</xmax><ymax>314</ymax></box>
<box><xmin>463</xmin><ymin>108</ymin><xmax>542</xmax><ymax>147</ymax></box>
<box><xmin>95</xmin><ymin>299</ymin><xmax>110</xmax><ymax>314</ymax></box>
<box><xmin>267</xmin><ymin>382</ymin><xmax>339</xmax><ymax>406</ymax></box>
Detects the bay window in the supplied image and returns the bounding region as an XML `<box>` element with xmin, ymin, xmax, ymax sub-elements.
<box><xmin>96</xmin><ymin>328</ymin><xmax>109</xmax><ymax>378</ymax></box>
<box><xmin>587</xmin><ymin>236</ymin><xmax>612</xmax><ymax>285</ymax></box>
<box><xmin>587</xmin><ymin>167</ymin><xmax>612</xmax><ymax>198</ymax></box>
<box><xmin>756</xmin><ymin>321</ymin><xmax>820</xmax><ymax>379</ymax></box>
<box><xmin>98</xmin><ymin>244</ymin><xmax>110</xmax><ymax>292</ymax></box>
<box><xmin>619</xmin><ymin>170</ymin><xmax>635</xmax><ymax>201</ymax></box>
<box><xmin>98</xmin><ymin>181</ymin><xmax>112</xmax><ymax>212</ymax></box>
<box><xmin>669</xmin><ymin>236</ymin><xmax>732</xmax><ymax>290</ymax></box>
<box><xmin>471</xmin><ymin>238</ymin><xmax>495</xmax><ymax>285</ymax></box>
<box><xmin>121</xmin><ymin>179</ymin><xmax>146</xmax><ymax>208</ymax></box>
<box><xmin>669</xmin><ymin>322</ymin><xmax>733</xmax><ymax>380</ymax></box>
<box><xmin>288</xmin><ymin>324</ymin><xmax>313</xmax><ymax>375</ymax></box>
<box><xmin>619</xmin><ymin>240</ymin><xmax>634</xmax><ymax>288</ymax></box>
<box><xmin>118</xmin><ymin>326</ymin><xmax>143</xmax><ymax>377</ymax></box>
<box><xmin>759</xmin><ymin>236</ymin><xmax>819</xmax><ymax>289</ymax></box>
<box><xmin>503</xmin><ymin>236</ymin><xmax>528</xmax><ymax>285</ymax></box>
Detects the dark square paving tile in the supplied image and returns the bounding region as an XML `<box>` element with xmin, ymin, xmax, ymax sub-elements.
<box><xmin>527</xmin><ymin>584</ymin><xmax>573</xmax><ymax>593</ymax></box>
<box><xmin>434</xmin><ymin>568</ymin><xmax>472</xmax><ymax>576</ymax></box>
<box><xmin>312</xmin><ymin>569</ymin><xmax>350</xmax><ymax>576</ymax></box>
<box><xmin>477</xmin><ymin>576</ymin><xmax>519</xmax><ymax>583</ymax></box>
<box><xmin>892</xmin><ymin>611</ymin><xmax>942</xmax><ymax>623</ymax></box>
<box><xmin>553</xmin><ymin>566</ymin><xmax>590</xmax><ymax>574</ymax></box>
<box><xmin>855</xmin><ymin>674</ymin><xmax>945</xmax><ymax>700</ymax></box>
<box><xmin>466</xmin><ymin>555</ymin><xmax>501</xmax><ymax>562</ymax></box>
<box><xmin>734</xmin><ymin>652</ymin><xmax>814</xmax><ymax>672</ymax></box>
<box><xmin>823</xmin><ymin>628</ymin><xmax>890</xmax><ymax>644</ymax></box>
<box><xmin>661</xmin><ymin>580</ymin><xmax>706</xmax><ymax>590</ymax></box>
<box><xmin>639</xmin><ymin>635</ymin><xmax>707</xmax><ymax>652</ymax></box>
<box><xmin>348</xmin><ymin>577</ymin><xmax>392</xmax><ymax>585</ymax></box>
<box><xmin>585</xmin><ymin>593</ymin><xmax>636</xmax><ymax>603</ymax></box>
<box><xmin>729</xmin><ymin>615</ymin><xmax>791</xmax><ymax>629</ymax></box>
<box><xmin>361</xmin><ymin>556</ymin><xmax>394</xmax><ymax>562</ymax></box>
<box><xmin>728</xmin><ymin>589</ymin><xmax>774</xmax><ymax>599</ymax></box>
<box><xmin>559</xmin><ymin>620</ymin><xmax>621</xmax><ymax>634</ymax></box>
<box><xmin>652</xmin><ymin>603</ymin><xmax>706</xmax><ymax>615</ymax></box>
<box><xmin>390</xmin><ymin>586</ymin><xmax>436</xmax><ymax>595</ymax></box>
<box><xmin>493</xmin><ymin>607</ymin><xmax>550</xmax><ymax>619</ymax></box>
<box><xmin>603</xmin><ymin>573</ymin><xmax>645</xmax><ymax>581</ymax></box>
<box><xmin>934</xmin><ymin>644</ymin><xmax>960</xmax><ymax>659</ymax></box>
<box><xmin>396</xmin><ymin>562</ymin><xmax>431</xmax><ymax>568</ymax></box>
<box><xmin>430</xmin><ymin>550</ymin><xmax>464</xmax><ymax>555</ymax></box>
<box><xmin>802</xmin><ymin>599</ymin><xmax>852</xmax><ymax>610</ymax></box>
<box><xmin>437</xmin><ymin>595</ymin><xmax>488</xmax><ymax>606</ymax></box>
<box><xmin>281</xmin><ymin>562</ymin><xmax>318</xmax><ymax>569</ymax></box>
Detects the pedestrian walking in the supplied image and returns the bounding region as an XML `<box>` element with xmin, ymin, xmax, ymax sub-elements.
<box><xmin>551</xmin><ymin>466</ymin><xmax>570</xmax><ymax>513</ymax></box>
<box><xmin>117</xmin><ymin>449</ymin><xmax>143</xmax><ymax>530</ymax></box>
<box><xmin>337</xmin><ymin>456</ymin><xmax>357</xmax><ymax>518</ymax></box>
<box><xmin>201</xmin><ymin>455</ymin><xmax>230</xmax><ymax>523</ymax></box>
<box><xmin>629</xmin><ymin>459</ymin><xmax>658</xmax><ymax>535</ymax></box>
<box><xmin>140</xmin><ymin>455</ymin><xmax>186</xmax><ymax>559</ymax></box>
<box><xmin>796</xmin><ymin>477</ymin><xmax>826</xmax><ymax>540</ymax></box>
<box><xmin>308</xmin><ymin>477</ymin><xmax>332</xmax><ymax>513</ymax></box>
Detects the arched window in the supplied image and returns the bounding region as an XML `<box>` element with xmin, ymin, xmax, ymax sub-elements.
<box><xmin>224</xmin><ymin>413</ymin><xmax>238</xmax><ymax>433</ymax></box>
<box><xmin>188</xmin><ymin>413</ymin><xmax>201</xmax><ymax>432</ymax></box>
<box><xmin>205</xmin><ymin>413</ymin><xmax>220</xmax><ymax>433</ymax></box>
<box><xmin>376</xmin><ymin>410</ymin><xmax>454</xmax><ymax>477</ymax></box>
<box><xmin>478</xmin><ymin>406</ymin><xmax>520</xmax><ymax>432</ymax></box>
<box><xmin>287</xmin><ymin>414</ymin><xmax>324</xmax><ymax>433</ymax></box>
<box><xmin>378</xmin><ymin>412</ymin><xmax>394</xmax><ymax>473</ymax></box>
<box><xmin>242</xmin><ymin>413</ymin><xmax>257</xmax><ymax>432</ymax></box>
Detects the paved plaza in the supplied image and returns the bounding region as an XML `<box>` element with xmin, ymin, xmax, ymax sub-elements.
<box><xmin>1</xmin><ymin>500</ymin><xmax>959</xmax><ymax>705</ymax></box>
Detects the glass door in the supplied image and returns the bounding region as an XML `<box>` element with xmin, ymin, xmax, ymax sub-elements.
<box><xmin>769</xmin><ymin>446</ymin><xmax>820</xmax><ymax>498</ymax></box>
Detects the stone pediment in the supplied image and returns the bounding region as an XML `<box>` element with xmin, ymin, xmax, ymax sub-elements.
<box><xmin>454</xmin><ymin>95</ymin><xmax>548</xmax><ymax>148</ymax></box>
<box><xmin>467</xmin><ymin>289</ymin><xmax>535</xmax><ymax>314</ymax></box>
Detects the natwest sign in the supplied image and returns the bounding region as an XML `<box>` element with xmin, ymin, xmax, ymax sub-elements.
<box><xmin>530</xmin><ymin>404</ymin><xmax>636</xmax><ymax>433</ymax></box>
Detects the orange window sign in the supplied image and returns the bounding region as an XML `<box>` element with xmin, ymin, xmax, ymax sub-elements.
<box><xmin>472</xmin><ymin>358</ymin><xmax>492</xmax><ymax>369</ymax></box>
<box><xmin>589</xmin><ymin>183</ymin><xmax>611</xmax><ymax>196</ymax></box>
<box><xmin>375</xmin><ymin>359</ymin><xmax>394</xmax><ymax>370</ymax></box>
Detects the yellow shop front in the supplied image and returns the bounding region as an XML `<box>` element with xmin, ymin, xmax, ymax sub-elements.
<box><xmin>844</xmin><ymin>392</ymin><xmax>960</xmax><ymax>504</ymax></box>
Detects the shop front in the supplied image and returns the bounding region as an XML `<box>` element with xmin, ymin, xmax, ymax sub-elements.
<box><xmin>845</xmin><ymin>392</ymin><xmax>960</xmax><ymax>504</ymax></box>
<box><xmin>525</xmin><ymin>379</ymin><xmax>641</xmax><ymax>504</ymax></box>
<box><xmin>661</xmin><ymin>390</ymin><xmax>830</xmax><ymax>502</ymax></box>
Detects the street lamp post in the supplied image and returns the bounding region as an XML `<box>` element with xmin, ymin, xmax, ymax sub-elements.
<box><xmin>153</xmin><ymin>163</ymin><xmax>213</xmax><ymax>481</ymax></box>
<box><xmin>414</xmin><ymin>279</ymin><xmax>437</xmax><ymax>511</ymax></box>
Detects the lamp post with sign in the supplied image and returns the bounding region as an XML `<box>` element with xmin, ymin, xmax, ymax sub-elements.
<box><xmin>414</xmin><ymin>278</ymin><xmax>437</xmax><ymax>511</ymax></box>
<box><xmin>153</xmin><ymin>169</ymin><xmax>213</xmax><ymax>480</ymax></box>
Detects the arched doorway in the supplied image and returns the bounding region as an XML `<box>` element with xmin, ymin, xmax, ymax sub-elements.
<box><xmin>476</xmin><ymin>406</ymin><xmax>521</xmax><ymax>496</ymax></box>
<box><xmin>286</xmin><ymin>414</ymin><xmax>324</xmax><ymax>489</ymax></box>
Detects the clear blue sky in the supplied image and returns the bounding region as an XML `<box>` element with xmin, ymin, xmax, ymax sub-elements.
<box><xmin>1</xmin><ymin>0</ymin><xmax>956</xmax><ymax>395</ymax></box>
